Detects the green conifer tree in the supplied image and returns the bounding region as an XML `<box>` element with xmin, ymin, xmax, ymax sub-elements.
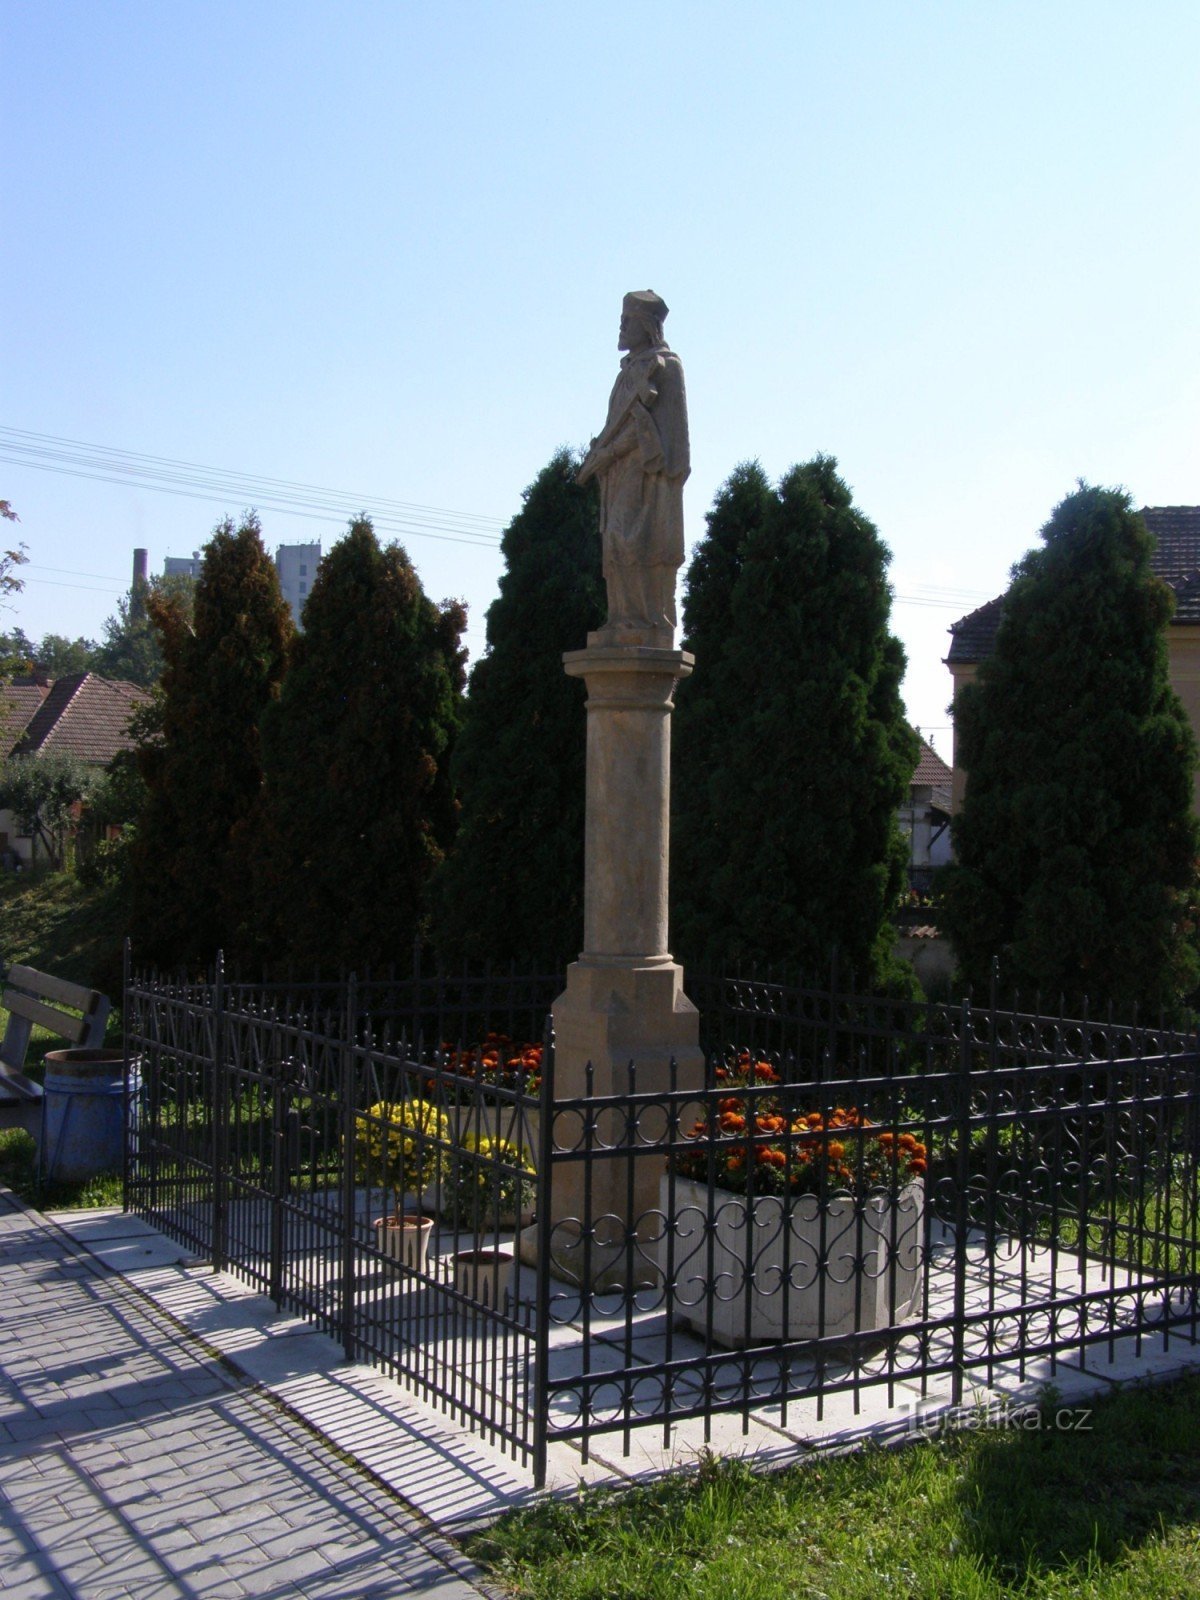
<box><xmin>130</xmin><ymin>514</ymin><xmax>292</xmax><ymax>969</ymax></box>
<box><xmin>432</xmin><ymin>450</ymin><xmax>603</xmax><ymax>970</ymax></box>
<box><xmin>942</xmin><ymin>485</ymin><xmax>1200</xmax><ymax>1015</ymax></box>
<box><xmin>247</xmin><ymin>517</ymin><xmax>465</xmax><ymax>973</ymax></box>
<box><xmin>673</xmin><ymin>462</ymin><xmax>775</xmax><ymax>960</ymax></box>
<box><xmin>671</xmin><ymin>456</ymin><xmax>918</xmax><ymax>986</ymax></box>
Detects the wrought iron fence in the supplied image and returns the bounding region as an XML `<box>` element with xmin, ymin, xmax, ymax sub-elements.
<box><xmin>125</xmin><ymin>958</ymin><xmax>548</xmax><ymax>1468</ymax></box>
<box><xmin>125</xmin><ymin>957</ymin><xmax>1200</xmax><ymax>1488</ymax></box>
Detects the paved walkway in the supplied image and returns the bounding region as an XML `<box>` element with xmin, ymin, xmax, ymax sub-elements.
<box><xmin>0</xmin><ymin>1193</ymin><xmax>494</xmax><ymax>1600</ymax></box>
<box><xmin>7</xmin><ymin>1192</ymin><xmax>1200</xmax><ymax>1600</ymax></box>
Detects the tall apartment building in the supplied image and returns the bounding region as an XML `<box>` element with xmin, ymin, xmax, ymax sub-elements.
<box><xmin>160</xmin><ymin>542</ymin><xmax>322</xmax><ymax>627</ymax></box>
<box><xmin>274</xmin><ymin>543</ymin><xmax>322</xmax><ymax>626</ymax></box>
<box><xmin>163</xmin><ymin>552</ymin><xmax>202</xmax><ymax>580</ymax></box>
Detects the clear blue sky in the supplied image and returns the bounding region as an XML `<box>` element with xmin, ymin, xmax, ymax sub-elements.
<box><xmin>4</xmin><ymin>1</ymin><xmax>1197</xmax><ymax>745</ymax></box>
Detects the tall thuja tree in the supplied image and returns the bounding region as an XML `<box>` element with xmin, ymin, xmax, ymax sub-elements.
<box><xmin>943</xmin><ymin>485</ymin><xmax>1200</xmax><ymax>1015</ymax></box>
<box><xmin>248</xmin><ymin>517</ymin><xmax>465</xmax><ymax>972</ymax></box>
<box><xmin>673</xmin><ymin>456</ymin><xmax>918</xmax><ymax>985</ymax></box>
<box><xmin>130</xmin><ymin>515</ymin><xmax>292</xmax><ymax>969</ymax></box>
<box><xmin>673</xmin><ymin>462</ymin><xmax>775</xmax><ymax>959</ymax></box>
<box><xmin>433</xmin><ymin>450</ymin><xmax>603</xmax><ymax>970</ymax></box>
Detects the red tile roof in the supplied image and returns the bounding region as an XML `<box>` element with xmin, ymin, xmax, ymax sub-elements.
<box><xmin>1</xmin><ymin>678</ymin><xmax>51</xmax><ymax>757</ymax></box>
<box><xmin>10</xmin><ymin>673</ymin><xmax>150</xmax><ymax>764</ymax></box>
<box><xmin>912</xmin><ymin>738</ymin><xmax>953</xmax><ymax>788</ymax></box>
<box><xmin>946</xmin><ymin>506</ymin><xmax>1200</xmax><ymax>664</ymax></box>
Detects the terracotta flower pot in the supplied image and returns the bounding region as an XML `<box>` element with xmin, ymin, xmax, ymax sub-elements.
<box><xmin>373</xmin><ymin>1212</ymin><xmax>434</xmax><ymax>1273</ymax></box>
<box><xmin>453</xmin><ymin>1245</ymin><xmax>514</xmax><ymax>1310</ymax></box>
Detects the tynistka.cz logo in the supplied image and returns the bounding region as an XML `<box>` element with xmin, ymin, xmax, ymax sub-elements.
<box><xmin>900</xmin><ymin>1396</ymin><xmax>1094</xmax><ymax>1436</ymax></box>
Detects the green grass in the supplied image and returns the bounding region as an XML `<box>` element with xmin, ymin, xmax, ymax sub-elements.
<box><xmin>0</xmin><ymin>865</ymin><xmax>127</xmax><ymax>1007</ymax></box>
<box><xmin>1</xmin><ymin>866</ymin><xmax>125</xmax><ymax>1073</ymax></box>
<box><xmin>0</xmin><ymin>868</ymin><xmax>127</xmax><ymax>1208</ymax></box>
<box><xmin>467</xmin><ymin>1376</ymin><xmax>1200</xmax><ymax>1599</ymax></box>
<box><xmin>0</xmin><ymin>1126</ymin><xmax>123</xmax><ymax>1210</ymax></box>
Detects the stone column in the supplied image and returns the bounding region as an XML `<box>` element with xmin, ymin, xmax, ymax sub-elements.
<box><xmin>547</xmin><ymin>637</ymin><xmax>705</xmax><ymax>1274</ymax></box>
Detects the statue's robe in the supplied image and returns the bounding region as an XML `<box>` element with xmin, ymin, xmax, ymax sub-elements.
<box><xmin>593</xmin><ymin>343</ymin><xmax>690</xmax><ymax>632</ymax></box>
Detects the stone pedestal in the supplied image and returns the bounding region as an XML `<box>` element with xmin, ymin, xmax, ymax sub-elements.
<box><xmin>546</xmin><ymin>641</ymin><xmax>705</xmax><ymax>1272</ymax></box>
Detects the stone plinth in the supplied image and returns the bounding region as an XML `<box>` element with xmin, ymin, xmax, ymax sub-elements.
<box><xmin>546</xmin><ymin>643</ymin><xmax>705</xmax><ymax>1273</ymax></box>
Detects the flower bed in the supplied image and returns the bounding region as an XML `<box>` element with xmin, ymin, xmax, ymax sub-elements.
<box><xmin>659</xmin><ymin>1055</ymin><xmax>927</xmax><ymax>1346</ymax></box>
<box><xmin>438</xmin><ymin>1034</ymin><xmax>542</xmax><ymax>1163</ymax></box>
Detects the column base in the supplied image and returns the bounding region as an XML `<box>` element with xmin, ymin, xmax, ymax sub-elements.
<box><xmin>539</xmin><ymin>957</ymin><xmax>705</xmax><ymax>1287</ymax></box>
<box><xmin>552</xmin><ymin>955</ymin><xmax>704</xmax><ymax>1099</ymax></box>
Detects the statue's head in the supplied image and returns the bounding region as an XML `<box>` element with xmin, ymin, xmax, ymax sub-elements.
<box><xmin>619</xmin><ymin>290</ymin><xmax>668</xmax><ymax>352</ymax></box>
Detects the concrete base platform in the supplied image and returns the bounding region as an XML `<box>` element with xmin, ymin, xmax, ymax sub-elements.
<box><xmin>46</xmin><ymin>1205</ymin><xmax>1200</xmax><ymax>1535</ymax></box>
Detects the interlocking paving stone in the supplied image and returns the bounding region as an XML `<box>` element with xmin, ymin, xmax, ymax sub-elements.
<box><xmin>0</xmin><ymin>1193</ymin><xmax>491</xmax><ymax>1598</ymax></box>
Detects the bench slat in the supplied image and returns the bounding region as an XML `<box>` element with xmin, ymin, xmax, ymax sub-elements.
<box><xmin>0</xmin><ymin>1064</ymin><xmax>44</xmax><ymax>1101</ymax></box>
<box><xmin>0</xmin><ymin>991</ymin><xmax>91</xmax><ymax>1042</ymax></box>
<box><xmin>5</xmin><ymin>964</ymin><xmax>103</xmax><ymax>1015</ymax></box>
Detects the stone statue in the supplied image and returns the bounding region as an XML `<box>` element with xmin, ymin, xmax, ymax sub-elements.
<box><xmin>578</xmin><ymin>290</ymin><xmax>689</xmax><ymax>643</ymax></box>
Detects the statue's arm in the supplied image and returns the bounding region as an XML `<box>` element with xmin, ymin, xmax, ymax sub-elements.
<box><xmin>652</xmin><ymin>356</ymin><xmax>690</xmax><ymax>482</ymax></box>
<box><xmin>578</xmin><ymin>417</ymin><xmax>640</xmax><ymax>485</ymax></box>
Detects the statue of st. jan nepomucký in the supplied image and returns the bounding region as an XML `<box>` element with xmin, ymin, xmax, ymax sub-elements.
<box><xmin>577</xmin><ymin>290</ymin><xmax>689</xmax><ymax>643</ymax></box>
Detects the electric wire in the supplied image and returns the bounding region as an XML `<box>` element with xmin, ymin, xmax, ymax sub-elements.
<box><xmin>3</xmin><ymin>426</ymin><xmax>994</xmax><ymax>610</ymax></box>
<box><xmin>0</xmin><ymin>426</ymin><xmax>506</xmax><ymax>549</ymax></box>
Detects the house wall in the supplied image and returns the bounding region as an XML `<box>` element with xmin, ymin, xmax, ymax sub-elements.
<box><xmin>898</xmin><ymin>797</ymin><xmax>952</xmax><ymax>870</ymax></box>
<box><xmin>0</xmin><ymin>808</ymin><xmax>35</xmax><ymax>868</ymax></box>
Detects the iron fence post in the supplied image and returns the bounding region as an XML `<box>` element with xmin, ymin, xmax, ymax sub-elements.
<box><xmin>121</xmin><ymin>937</ymin><xmax>132</xmax><ymax>1212</ymax></box>
<box><xmin>531</xmin><ymin>1011</ymin><xmax>554</xmax><ymax>1489</ymax></box>
<box><xmin>212</xmin><ymin>952</ymin><xmax>229</xmax><ymax>1274</ymax></box>
<box><xmin>339</xmin><ymin>974</ymin><xmax>359</xmax><ymax>1363</ymax></box>
<box><xmin>951</xmin><ymin>997</ymin><xmax>972</xmax><ymax>1407</ymax></box>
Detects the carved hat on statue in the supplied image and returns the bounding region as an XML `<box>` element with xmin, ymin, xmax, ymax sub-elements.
<box><xmin>622</xmin><ymin>289</ymin><xmax>668</xmax><ymax>345</ymax></box>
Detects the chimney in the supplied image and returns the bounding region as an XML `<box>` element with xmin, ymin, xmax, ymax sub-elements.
<box><xmin>131</xmin><ymin>548</ymin><xmax>149</xmax><ymax>620</ymax></box>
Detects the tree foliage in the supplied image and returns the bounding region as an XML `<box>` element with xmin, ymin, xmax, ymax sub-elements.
<box><xmin>31</xmin><ymin>634</ymin><xmax>98</xmax><ymax>677</ymax></box>
<box><xmin>0</xmin><ymin>523</ymin><xmax>27</xmax><ymax>677</ymax></box>
<box><xmin>129</xmin><ymin>514</ymin><xmax>292</xmax><ymax>969</ymax></box>
<box><xmin>92</xmin><ymin>574</ymin><xmax>195</xmax><ymax>688</ymax></box>
<box><xmin>0</xmin><ymin>626</ymin><xmax>35</xmax><ymax>679</ymax></box>
<box><xmin>942</xmin><ymin>485</ymin><xmax>1200</xmax><ymax>1016</ymax></box>
<box><xmin>246</xmin><ymin>516</ymin><xmax>465</xmax><ymax>972</ymax></box>
<box><xmin>0</xmin><ymin>752</ymin><xmax>98</xmax><ymax>869</ymax></box>
<box><xmin>672</xmin><ymin>456</ymin><xmax>918</xmax><ymax>987</ymax></box>
<box><xmin>432</xmin><ymin>450</ymin><xmax>604</xmax><ymax>970</ymax></box>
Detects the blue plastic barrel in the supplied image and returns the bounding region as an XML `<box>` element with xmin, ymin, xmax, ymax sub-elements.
<box><xmin>40</xmin><ymin>1050</ymin><xmax>138</xmax><ymax>1185</ymax></box>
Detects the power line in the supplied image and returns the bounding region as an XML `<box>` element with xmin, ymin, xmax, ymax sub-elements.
<box><xmin>0</xmin><ymin>426</ymin><xmax>508</xmax><ymax>550</ymax></box>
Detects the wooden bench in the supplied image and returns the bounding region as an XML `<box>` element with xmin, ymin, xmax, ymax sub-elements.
<box><xmin>0</xmin><ymin>966</ymin><xmax>112</xmax><ymax>1132</ymax></box>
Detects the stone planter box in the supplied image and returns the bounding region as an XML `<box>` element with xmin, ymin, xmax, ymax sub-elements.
<box><xmin>447</xmin><ymin>1098</ymin><xmax>540</xmax><ymax>1165</ymax></box>
<box><xmin>658</xmin><ymin>1175</ymin><xmax>924</xmax><ymax>1348</ymax></box>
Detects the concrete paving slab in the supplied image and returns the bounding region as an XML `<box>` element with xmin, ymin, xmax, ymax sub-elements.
<box><xmin>42</xmin><ymin>1207</ymin><xmax>159</xmax><ymax>1240</ymax></box>
<box><xmin>0</xmin><ymin>1193</ymin><xmax>494</xmax><ymax>1598</ymax></box>
<box><xmin>72</xmin><ymin>1235</ymin><xmax>200</xmax><ymax>1273</ymax></box>
<box><xmin>580</xmin><ymin>1408</ymin><xmax>805</xmax><ymax>1480</ymax></box>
